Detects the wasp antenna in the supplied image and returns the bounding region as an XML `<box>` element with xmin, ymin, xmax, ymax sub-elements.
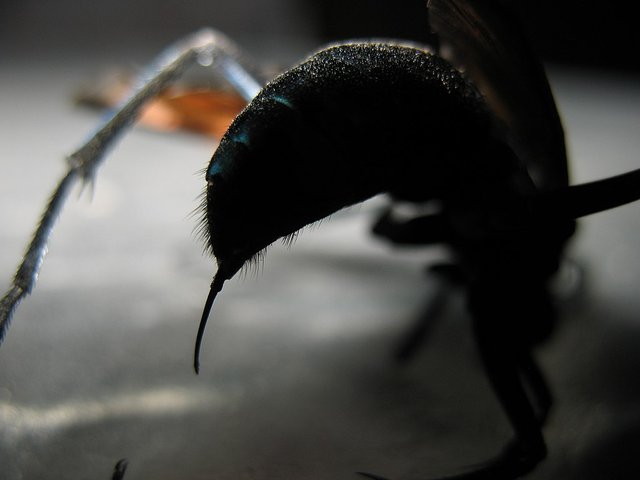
<box><xmin>194</xmin><ymin>270</ymin><xmax>226</xmax><ymax>374</ymax></box>
<box><xmin>543</xmin><ymin>168</ymin><xmax>640</xmax><ymax>219</ymax></box>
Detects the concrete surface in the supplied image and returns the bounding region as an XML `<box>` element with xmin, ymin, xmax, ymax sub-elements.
<box><xmin>1</xmin><ymin>40</ymin><xmax>640</xmax><ymax>480</ymax></box>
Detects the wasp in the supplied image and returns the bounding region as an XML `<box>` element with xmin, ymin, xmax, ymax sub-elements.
<box><xmin>1</xmin><ymin>1</ymin><xmax>639</xmax><ymax>479</ymax></box>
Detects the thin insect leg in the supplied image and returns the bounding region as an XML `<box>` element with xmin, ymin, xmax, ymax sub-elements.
<box><xmin>111</xmin><ymin>459</ymin><xmax>128</xmax><ymax>480</ymax></box>
<box><xmin>0</xmin><ymin>29</ymin><xmax>262</xmax><ymax>346</ymax></box>
<box><xmin>394</xmin><ymin>275</ymin><xmax>451</xmax><ymax>362</ymax></box>
<box><xmin>361</xmin><ymin>315</ymin><xmax>548</xmax><ymax>480</ymax></box>
<box><xmin>362</xmin><ymin>338</ymin><xmax>546</xmax><ymax>480</ymax></box>
<box><xmin>359</xmin><ymin>314</ymin><xmax>548</xmax><ymax>480</ymax></box>
<box><xmin>0</xmin><ymin>171</ymin><xmax>77</xmax><ymax>341</ymax></box>
<box><xmin>210</xmin><ymin>45</ymin><xmax>263</xmax><ymax>101</ymax></box>
<box><xmin>442</xmin><ymin>315</ymin><xmax>547</xmax><ymax>480</ymax></box>
<box><xmin>395</xmin><ymin>263</ymin><xmax>466</xmax><ymax>362</ymax></box>
<box><xmin>373</xmin><ymin>208</ymin><xmax>455</xmax><ymax>362</ymax></box>
<box><xmin>518</xmin><ymin>351</ymin><xmax>553</xmax><ymax>425</ymax></box>
<box><xmin>372</xmin><ymin>209</ymin><xmax>449</xmax><ymax>245</ymax></box>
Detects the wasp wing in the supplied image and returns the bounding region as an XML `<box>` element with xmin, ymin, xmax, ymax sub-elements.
<box><xmin>427</xmin><ymin>0</ymin><xmax>568</xmax><ymax>189</ymax></box>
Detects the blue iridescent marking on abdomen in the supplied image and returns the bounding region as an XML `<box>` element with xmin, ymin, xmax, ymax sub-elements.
<box><xmin>207</xmin><ymin>94</ymin><xmax>293</xmax><ymax>180</ymax></box>
<box><xmin>208</xmin><ymin>161</ymin><xmax>224</xmax><ymax>177</ymax></box>
<box><xmin>271</xmin><ymin>94</ymin><xmax>294</xmax><ymax>109</ymax></box>
<box><xmin>208</xmin><ymin>128</ymin><xmax>251</xmax><ymax>178</ymax></box>
<box><xmin>232</xmin><ymin>129</ymin><xmax>251</xmax><ymax>146</ymax></box>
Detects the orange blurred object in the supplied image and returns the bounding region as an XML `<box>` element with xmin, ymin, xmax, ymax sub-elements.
<box><xmin>138</xmin><ymin>89</ymin><xmax>248</xmax><ymax>138</ymax></box>
<box><xmin>75</xmin><ymin>69</ymin><xmax>248</xmax><ymax>138</ymax></box>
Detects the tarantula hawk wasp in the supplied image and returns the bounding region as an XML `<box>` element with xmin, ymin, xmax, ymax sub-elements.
<box><xmin>1</xmin><ymin>0</ymin><xmax>640</xmax><ymax>479</ymax></box>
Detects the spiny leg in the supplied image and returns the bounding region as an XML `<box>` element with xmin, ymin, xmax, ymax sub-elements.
<box><xmin>0</xmin><ymin>29</ymin><xmax>262</xmax><ymax>345</ymax></box>
<box><xmin>358</xmin><ymin>353</ymin><xmax>546</xmax><ymax>480</ymax></box>
<box><xmin>359</xmin><ymin>299</ymin><xmax>549</xmax><ymax>480</ymax></box>
<box><xmin>394</xmin><ymin>276</ymin><xmax>451</xmax><ymax>363</ymax></box>
<box><xmin>464</xmin><ymin>323</ymin><xmax>547</xmax><ymax>480</ymax></box>
<box><xmin>358</xmin><ymin>359</ymin><xmax>547</xmax><ymax>480</ymax></box>
<box><xmin>518</xmin><ymin>351</ymin><xmax>553</xmax><ymax>426</ymax></box>
<box><xmin>428</xmin><ymin>288</ymin><xmax>550</xmax><ymax>480</ymax></box>
<box><xmin>111</xmin><ymin>459</ymin><xmax>128</xmax><ymax>480</ymax></box>
<box><xmin>393</xmin><ymin>263</ymin><xmax>464</xmax><ymax>363</ymax></box>
<box><xmin>372</xmin><ymin>208</ymin><xmax>464</xmax><ymax>362</ymax></box>
<box><xmin>371</xmin><ymin>208</ymin><xmax>449</xmax><ymax>245</ymax></box>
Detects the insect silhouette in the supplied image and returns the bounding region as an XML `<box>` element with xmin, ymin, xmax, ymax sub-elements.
<box><xmin>1</xmin><ymin>0</ymin><xmax>640</xmax><ymax>479</ymax></box>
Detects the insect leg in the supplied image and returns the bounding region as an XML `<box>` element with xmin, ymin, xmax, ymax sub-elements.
<box><xmin>359</xmin><ymin>323</ymin><xmax>549</xmax><ymax>480</ymax></box>
<box><xmin>358</xmin><ymin>323</ymin><xmax>549</xmax><ymax>480</ymax></box>
<box><xmin>361</xmin><ymin>289</ymin><xmax>550</xmax><ymax>480</ymax></box>
<box><xmin>393</xmin><ymin>276</ymin><xmax>451</xmax><ymax>362</ymax></box>
<box><xmin>0</xmin><ymin>29</ymin><xmax>261</xmax><ymax>346</ymax></box>
<box><xmin>372</xmin><ymin>208</ymin><xmax>449</xmax><ymax>245</ymax></box>
<box><xmin>457</xmin><ymin>312</ymin><xmax>548</xmax><ymax>480</ymax></box>
<box><xmin>111</xmin><ymin>459</ymin><xmax>128</xmax><ymax>480</ymax></box>
<box><xmin>372</xmin><ymin>209</ymin><xmax>462</xmax><ymax>362</ymax></box>
<box><xmin>393</xmin><ymin>263</ymin><xmax>467</xmax><ymax>363</ymax></box>
<box><xmin>518</xmin><ymin>351</ymin><xmax>553</xmax><ymax>425</ymax></box>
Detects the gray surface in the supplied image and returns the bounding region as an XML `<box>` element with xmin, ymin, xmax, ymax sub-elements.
<box><xmin>1</xmin><ymin>42</ymin><xmax>640</xmax><ymax>479</ymax></box>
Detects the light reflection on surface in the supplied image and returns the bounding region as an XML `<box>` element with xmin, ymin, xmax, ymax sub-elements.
<box><xmin>0</xmin><ymin>386</ymin><xmax>233</xmax><ymax>441</ymax></box>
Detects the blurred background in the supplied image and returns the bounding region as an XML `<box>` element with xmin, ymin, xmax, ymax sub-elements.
<box><xmin>1</xmin><ymin>1</ymin><xmax>639</xmax><ymax>480</ymax></box>
<box><xmin>1</xmin><ymin>0</ymin><xmax>639</xmax><ymax>70</ymax></box>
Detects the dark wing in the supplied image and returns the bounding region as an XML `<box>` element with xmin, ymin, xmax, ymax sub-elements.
<box><xmin>427</xmin><ymin>0</ymin><xmax>568</xmax><ymax>189</ymax></box>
